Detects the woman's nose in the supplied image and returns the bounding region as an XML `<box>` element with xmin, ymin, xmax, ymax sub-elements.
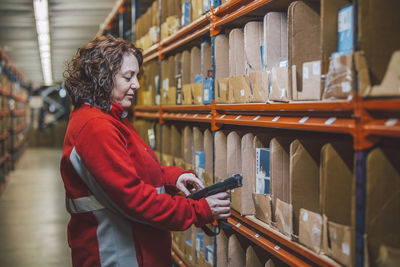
<box><xmin>131</xmin><ymin>77</ymin><xmax>140</xmax><ymax>90</ymax></box>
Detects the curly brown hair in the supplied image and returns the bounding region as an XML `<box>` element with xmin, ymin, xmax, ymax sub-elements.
<box><xmin>64</xmin><ymin>35</ymin><xmax>143</xmax><ymax>112</ymax></box>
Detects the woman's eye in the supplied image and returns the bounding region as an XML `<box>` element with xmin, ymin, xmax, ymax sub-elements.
<box><xmin>124</xmin><ymin>77</ymin><xmax>131</xmax><ymax>81</ymax></box>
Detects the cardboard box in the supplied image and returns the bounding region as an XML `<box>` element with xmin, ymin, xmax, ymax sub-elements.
<box><xmin>202</xmin><ymin>42</ymin><xmax>212</xmax><ymax>79</ymax></box>
<box><xmin>191</xmin><ymin>46</ymin><xmax>201</xmax><ymax>83</ymax></box>
<box><xmin>256</xmin><ymin>148</ymin><xmax>270</xmax><ymax>195</ymax></box>
<box><xmin>202</xmin><ymin>172</ymin><xmax>213</xmax><ymax>187</ymax></box>
<box><xmin>299</xmin><ymin>208</ymin><xmax>322</xmax><ymax>253</ymax></box>
<box><xmin>217</xmin><ymin>230</ymin><xmax>229</xmax><ymax>266</ymax></box>
<box><xmin>214</xmin><ymin>131</ymin><xmax>227</xmax><ymax>181</ymax></box>
<box><xmin>320</xmin><ymin>142</ymin><xmax>354</xmax><ymax>225</ymax></box>
<box><xmin>161</xmin><ymin>59</ymin><xmax>170</xmax><ymax>105</ymax></box>
<box><xmin>215</xmin><ymin>34</ymin><xmax>229</xmax><ymax>81</ymax></box>
<box><xmin>288</xmin><ymin>1</ymin><xmax>321</xmax><ymax>101</ymax></box>
<box><xmin>161</xmin><ymin>124</ymin><xmax>171</xmax><ymax>155</ymax></box>
<box><xmin>228</xmin><ymin>235</ymin><xmax>246</xmax><ymax>267</ymax></box>
<box><xmin>358</xmin><ymin>0</ymin><xmax>400</xmax><ymax>86</ymax></box>
<box><xmin>366</xmin><ymin>50</ymin><xmax>400</xmax><ymax>97</ymax></box>
<box><xmin>182</xmin><ymin>84</ymin><xmax>192</xmax><ymax>105</ymax></box>
<box><xmin>244</xmin><ymin>21</ymin><xmax>263</xmax><ymax>74</ymax></box>
<box><xmin>195</xmin><ymin>231</ymin><xmax>204</xmax><ymax>264</ymax></box>
<box><xmin>263</xmin><ymin>12</ymin><xmax>288</xmax><ymax>71</ymax></box>
<box><xmin>269</xmin><ymin>66</ymin><xmax>290</xmax><ymax>102</ymax></box>
<box><xmin>174</xmin><ymin>157</ymin><xmax>186</xmax><ymax>169</ymax></box>
<box><xmin>204</xmin><ymin>129</ymin><xmax>213</xmax><ymax>174</ymax></box>
<box><xmin>320</xmin><ymin>141</ymin><xmax>355</xmax><ymax>265</ymax></box>
<box><xmin>290</xmin><ymin>138</ymin><xmax>326</xmax><ymax>236</ymax></box>
<box><xmin>323</xmin><ymin>53</ymin><xmax>353</xmax><ymax>100</ymax></box>
<box><xmin>322</xmin><ymin>217</ymin><xmax>353</xmax><ymax>267</ymax></box>
<box><xmin>193</xmin><ymin>126</ymin><xmax>204</xmax><ymax>161</ymax></box>
<box><xmin>252</xmin><ymin>194</ymin><xmax>272</xmax><ymax>225</ymax></box>
<box><xmin>275</xmin><ymin>198</ymin><xmax>293</xmax><ymax>237</ymax></box>
<box><xmin>229</xmin><ymin>75</ymin><xmax>250</xmax><ymax>103</ymax></box>
<box><xmin>215</xmin><ymin>78</ymin><xmax>230</xmax><ymax>104</ymax></box>
<box><xmin>161</xmin><ymin>154</ymin><xmax>174</xmax><ymax>166</ymax></box>
<box><xmin>366</xmin><ymin>146</ymin><xmax>400</xmax><ymax>267</ymax></box>
<box><xmin>183</xmin><ymin>126</ymin><xmax>193</xmax><ymax>164</ymax></box>
<box><xmin>229</xmin><ymin>28</ymin><xmax>246</xmax><ymax>77</ymax></box>
<box><xmin>297</xmin><ymin>60</ymin><xmax>322</xmax><ymax>100</ymax></box>
<box><xmin>375</xmin><ymin>245</ymin><xmax>400</xmax><ymax>267</ymax></box>
<box><xmin>227</xmin><ymin>131</ymin><xmax>242</xmax><ymax>177</ymax></box>
<box><xmin>249</xmin><ymin>71</ymin><xmax>268</xmax><ymax>103</ymax></box>
<box><xmin>192</xmin><ymin>83</ymin><xmax>203</xmax><ymax>104</ymax></box>
<box><xmin>182</xmin><ymin>50</ymin><xmax>191</xmax><ymax>85</ymax></box>
<box><xmin>232</xmin><ymin>133</ymin><xmax>255</xmax><ymax>215</ymax></box>
<box><xmin>191</xmin><ymin>0</ymin><xmax>203</xmax><ymax>21</ymax></box>
<box><xmin>270</xmin><ymin>137</ymin><xmax>292</xmax><ymax>212</ymax></box>
<box><xmin>245</xmin><ymin>246</ymin><xmax>264</xmax><ymax>267</ymax></box>
<box><xmin>170</xmin><ymin>125</ymin><xmax>182</xmax><ymax>159</ymax></box>
<box><xmin>321</xmin><ymin>0</ymin><xmax>350</xmax><ymax>74</ymax></box>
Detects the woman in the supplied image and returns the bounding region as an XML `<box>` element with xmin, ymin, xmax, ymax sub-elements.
<box><xmin>60</xmin><ymin>35</ymin><xmax>230</xmax><ymax>267</ymax></box>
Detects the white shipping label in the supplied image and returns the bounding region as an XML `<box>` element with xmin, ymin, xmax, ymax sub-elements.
<box><xmin>155</xmin><ymin>95</ymin><xmax>161</xmax><ymax>105</ymax></box>
<box><xmin>342</xmin><ymin>243</ymin><xmax>350</xmax><ymax>256</ymax></box>
<box><xmin>302</xmin><ymin>211</ymin><xmax>309</xmax><ymax>222</ymax></box>
<box><xmin>163</xmin><ymin>78</ymin><xmax>169</xmax><ymax>90</ymax></box>
<box><xmin>303</xmin><ymin>66</ymin><xmax>309</xmax><ymax>80</ymax></box>
<box><xmin>313</xmin><ymin>62</ymin><xmax>321</xmax><ymax>75</ymax></box>
<box><xmin>280</xmin><ymin>88</ymin><xmax>287</xmax><ymax>98</ymax></box>
<box><xmin>339</xmin><ymin>8</ymin><xmax>352</xmax><ymax>32</ymax></box>
<box><xmin>240</xmin><ymin>89</ymin><xmax>245</xmax><ymax>96</ymax></box>
<box><xmin>341</xmin><ymin>81</ymin><xmax>351</xmax><ymax>93</ymax></box>
<box><xmin>279</xmin><ymin>60</ymin><xmax>288</xmax><ymax>68</ymax></box>
<box><xmin>207</xmin><ymin>252</ymin><xmax>213</xmax><ymax>264</ymax></box>
<box><xmin>197</xmin><ymin>96</ymin><xmax>202</xmax><ymax>103</ymax></box>
<box><xmin>204</xmin><ymin>89</ymin><xmax>210</xmax><ymax>101</ymax></box>
<box><xmin>196</xmin><ymin>238</ymin><xmax>200</xmax><ymax>251</ymax></box>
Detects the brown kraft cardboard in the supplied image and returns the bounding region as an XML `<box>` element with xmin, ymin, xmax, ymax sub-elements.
<box><xmin>288</xmin><ymin>1</ymin><xmax>321</xmax><ymax>101</ymax></box>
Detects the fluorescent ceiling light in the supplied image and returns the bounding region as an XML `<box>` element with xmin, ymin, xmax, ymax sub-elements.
<box><xmin>34</xmin><ymin>0</ymin><xmax>53</xmax><ymax>86</ymax></box>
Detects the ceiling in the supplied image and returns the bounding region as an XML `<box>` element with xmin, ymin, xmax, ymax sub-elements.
<box><xmin>0</xmin><ymin>0</ymin><xmax>117</xmax><ymax>88</ymax></box>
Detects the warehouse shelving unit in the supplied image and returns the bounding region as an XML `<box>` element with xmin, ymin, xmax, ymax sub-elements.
<box><xmin>0</xmin><ymin>50</ymin><xmax>30</xmax><ymax>193</ymax></box>
<box><xmin>102</xmin><ymin>0</ymin><xmax>400</xmax><ymax>266</ymax></box>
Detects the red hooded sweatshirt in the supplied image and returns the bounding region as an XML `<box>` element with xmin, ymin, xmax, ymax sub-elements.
<box><xmin>60</xmin><ymin>102</ymin><xmax>213</xmax><ymax>267</ymax></box>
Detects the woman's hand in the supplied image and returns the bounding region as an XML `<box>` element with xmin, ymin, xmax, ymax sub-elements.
<box><xmin>206</xmin><ymin>192</ymin><xmax>231</xmax><ymax>220</ymax></box>
<box><xmin>176</xmin><ymin>173</ymin><xmax>204</xmax><ymax>196</ymax></box>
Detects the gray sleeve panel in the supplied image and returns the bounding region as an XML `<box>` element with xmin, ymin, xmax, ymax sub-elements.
<box><xmin>69</xmin><ymin>146</ymin><xmax>150</xmax><ymax>226</ymax></box>
<box><xmin>93</xmin><ymin>209</ymin><xmax>139</xmax><ymax>267</ymax></box>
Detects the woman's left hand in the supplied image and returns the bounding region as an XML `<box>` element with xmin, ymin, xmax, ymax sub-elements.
<box><xmin>176</xmin><ymin>173</ymin><xmax>204</xmax><ymax>196</ymax></box>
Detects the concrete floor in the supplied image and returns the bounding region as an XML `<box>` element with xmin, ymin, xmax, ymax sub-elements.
<box><xmin>0</xmin><ymin>148</ymin><xmax>72</xmax><ymax>267</ymax></box>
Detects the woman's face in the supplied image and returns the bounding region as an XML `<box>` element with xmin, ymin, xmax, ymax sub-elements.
<box><xmin>111</xmin><ymin>53</ymin><xmax>140</xmax><ymax>109</ymax></box>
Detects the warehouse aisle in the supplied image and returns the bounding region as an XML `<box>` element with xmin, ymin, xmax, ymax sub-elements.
<box><xmin>0</xmin><ymin>148</ymin><xmax>72</xmax><ymax>267</ymax></box>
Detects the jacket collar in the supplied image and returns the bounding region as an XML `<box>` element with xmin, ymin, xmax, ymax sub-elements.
<box><xmin>109</xmin><ymin>101</ymin><xmax>128</xmax><ymax>119</ymax></box>
<box><xmin>84</xmin><ymin>101</ymin><xmax>128</xmax><ymax>119</ymax></box>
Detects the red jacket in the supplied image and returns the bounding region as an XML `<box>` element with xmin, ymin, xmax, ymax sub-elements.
<box><xmin>60</xmin><ymin>102</ymin><xmax>213</xmax><ymax>267</ymax></box>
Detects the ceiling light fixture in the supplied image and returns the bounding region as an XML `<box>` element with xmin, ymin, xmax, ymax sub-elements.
<box><xmin>33</xmin><ymin>0</ymin><xmax>53</xmax><ymax>86</ymax></box>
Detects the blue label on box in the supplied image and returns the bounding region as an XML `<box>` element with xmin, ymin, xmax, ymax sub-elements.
<box><xmin>205</xmin><ymin>245</ymin><xmax>214</xmax><ymax>263</ymax></box>
<box><xmin>196</xmin><ymin>232</ymin><xmax>204</xmax><ymax>253</ymax></box>
<box><xmin>260</xmin><ymin>44</ymin><xmax>265</xmax><ymax>71</ymax></box>
<box><xmin>182</xmin><ymin>2</ymin><xmax>191</xmax><ymax>26</ymax></box>
<box><xmin>203</xmin><ymin>77</ymin><xmax>213</xmax><ymax>104</ymax></box>
<box><xmin>338</xmin><ymin>5</ymin><xmax>353</xmax><ymax>54</ymax></box>
<box><xmin>194</xmin><ymin>74</ymin><xmax>202</xmax><ymax>84</ymax></box>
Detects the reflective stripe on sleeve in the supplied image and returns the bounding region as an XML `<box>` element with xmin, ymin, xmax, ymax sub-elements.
<box><xmin>66</xmin><ymin>195</ymin><xmax>105</xmax><ymax>214</ymax></box>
